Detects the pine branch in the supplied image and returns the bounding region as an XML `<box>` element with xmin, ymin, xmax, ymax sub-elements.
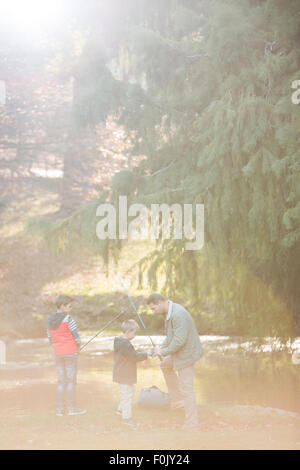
<box><xmin>145</xmin><ymin>159</ymin><xmax>177</xmax><ymax>178</ymax></box>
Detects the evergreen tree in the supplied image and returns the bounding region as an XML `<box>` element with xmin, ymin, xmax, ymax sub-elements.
<box><xmin>45</xmin><ymin>0</ymin><xmax>300</xmax><ymax>337</ymax></box>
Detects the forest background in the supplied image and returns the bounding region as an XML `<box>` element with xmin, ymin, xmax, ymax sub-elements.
<box><xmin>0</xmin><ymin>0</ymin><xmax>299</xmax><ymax>342</ymax></box>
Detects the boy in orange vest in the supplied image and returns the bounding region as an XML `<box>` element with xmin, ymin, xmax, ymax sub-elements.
<box><xmin>47</xmin><ymin>294</ymin><xmax>86</xmax><ymax>416</ymax></box>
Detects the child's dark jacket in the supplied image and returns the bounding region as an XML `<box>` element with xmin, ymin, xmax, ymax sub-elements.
<box><xmin>113</xmin><ymin>336</ymin><xmax>147</xmax><ymax>385</ymax></box>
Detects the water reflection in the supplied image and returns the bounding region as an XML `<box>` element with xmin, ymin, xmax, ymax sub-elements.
<box><xmin>2</xmin><ymin>335</ymin><xmax>300</xmax><ymax>414</ymax></box>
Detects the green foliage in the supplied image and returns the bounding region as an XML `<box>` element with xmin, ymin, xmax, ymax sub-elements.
<box><xmin>111</xmin><ymin>170</ymin><xmax>141</xmax><ymax>195</ymax></box>
<box><xmin>27</xmin><ymin>194</ymin><xmax>119</xmax><ymax>269</ymax></box>
<box><xmin>49</xmin><ymin>0</ymin><xmax>300</xmax><ymax>337</ymax></box>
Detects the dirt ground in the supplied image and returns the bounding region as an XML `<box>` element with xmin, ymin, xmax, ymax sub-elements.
<box><xmin>0</xmin><ymin>367</ymin><xmax>299</xmax><ymax>450</ymax></box>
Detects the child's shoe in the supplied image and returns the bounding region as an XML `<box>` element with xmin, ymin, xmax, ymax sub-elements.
<box><xmin>123</xmin><ymin>419</ymin><xmax>139</xmax><ymax>428</ymax></box>
<box><xmin>67</xmin><ymin>408</ymin><xmax>87</xmax><ymax>416</ymax></box>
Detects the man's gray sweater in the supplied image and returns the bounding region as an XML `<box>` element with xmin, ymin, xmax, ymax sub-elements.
<box><xmin>160</xmin><ymin>302</ymin><xmax>203</xmax><ymax>370</ymax></box>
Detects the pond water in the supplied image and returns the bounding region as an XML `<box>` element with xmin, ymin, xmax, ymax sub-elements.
<box><xmin>1</xmin><ymin>335</ymin><xmax>300</xmax><ymax>414</ymax></box>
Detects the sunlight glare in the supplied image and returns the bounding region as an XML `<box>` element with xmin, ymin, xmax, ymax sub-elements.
<box><xmin>0</xmin><ymin>0</ymin><xmax>64</xmax><ymax>38</ymax></box>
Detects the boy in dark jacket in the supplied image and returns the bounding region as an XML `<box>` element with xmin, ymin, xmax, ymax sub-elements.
<box><xmin>113</xmin><ymin>319</ymin><xmax>149</xmax><ymax>427</ymax></box>
<box><xmin>47</xmin><ymin>294</ymin><xmax>86</xmax><ymax>417</ymax></box>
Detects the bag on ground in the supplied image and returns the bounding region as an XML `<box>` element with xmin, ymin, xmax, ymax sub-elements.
<box><xmin>137</xmin><ymin>386</ymin><xmax>170</xmax><ymax>408</ymax></box>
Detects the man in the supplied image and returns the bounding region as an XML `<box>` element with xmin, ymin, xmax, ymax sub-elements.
<box><xmin>147</xmin><ymin>293</ymin><xmax>203</xmax><ymax>430</ymax></box>
<box><xmin>47</xmin><ymin>294</ymin><xmax>86</xmax><ymax>416</ymax></box>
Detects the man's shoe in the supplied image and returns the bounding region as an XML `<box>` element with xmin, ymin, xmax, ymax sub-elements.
<box><xmin>170</xmin><ymin>400</ymin><xmax>184</xmax><ymax>410</ymax></box>
<box><xmin>67</xmin><ymin>408</ymin><xmax>87</xmax><ymax>416</ymax></box>
<box><xmin>115</xmin><ymin>410</ymin><xmax>122</xmax><ymax>416</ymax></box>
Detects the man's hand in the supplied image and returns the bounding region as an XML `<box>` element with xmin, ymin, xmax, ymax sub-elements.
<box><xmin>154</xmin><ymin>346</ymin><xmax>162</xmax><ymax>357</ymax></box>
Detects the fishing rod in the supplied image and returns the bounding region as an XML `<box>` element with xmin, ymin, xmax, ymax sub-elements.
<box><xmin>115</xmin><ymin>274</ymin><xmax>161</xmax><ymax>359</ymax></box>
<box><xmin>79</xmin><ymin>311</ymin><xmax>124</xmax><ymax>352</ymax></box>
